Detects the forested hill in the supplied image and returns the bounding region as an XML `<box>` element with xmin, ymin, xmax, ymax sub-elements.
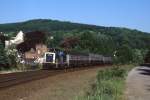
<box><xmin>0</xmin><ymin>19</ymin><xmax>105</xmax><ymax>32</ymax></box>
<box><xmin>0</xmin><ymin>19</ymin><xmax>149</xmax><ymax>34</ymax></box>
<box><xmin>0</xmin><ymin>19</ymin><xmax>150</xmax><ymax>63</ymax></box>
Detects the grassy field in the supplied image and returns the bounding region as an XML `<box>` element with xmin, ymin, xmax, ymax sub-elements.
<box><xmin>75</xmin><ymin>65</ymin><xmax>134</xmax><ymax>100</ymax></box>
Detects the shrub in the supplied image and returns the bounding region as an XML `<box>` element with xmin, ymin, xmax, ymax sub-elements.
<box><xmin>0</xmin><ymin>43</ymin><xmax>9</xmax><ymax>70</ymax></box>
<box><xmin>97</xmin><ymin>67</ymin><xmax>126</xmax><ymax>81</ymax></box>
<box><xmin>76</xmin><ymin>66</ymin><xmax>129</xmax><ymax>100</ymax></box>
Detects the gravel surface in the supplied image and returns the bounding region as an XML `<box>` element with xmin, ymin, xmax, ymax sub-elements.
<box><xmin>0</xmin><ymin>67</ymin><xmax>103</xmax><ymax>100</ymax></box>
<box><xmin>125</xmin><ymin>66</ymin><xmax>150</xmax><ymax>100</ymax></box>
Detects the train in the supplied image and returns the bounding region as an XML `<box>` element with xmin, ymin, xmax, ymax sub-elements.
<box><xmin>42</xmin><ymin>49</ymin><xmax>112</xmax><ymax>69</ymax></box>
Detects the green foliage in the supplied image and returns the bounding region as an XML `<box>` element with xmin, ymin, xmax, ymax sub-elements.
<box><xmin>0</xmin><ymin>43</ymin><xmax>9</xmax><ymax>70</ymax></box>
<box><xmin>116</xmin><ymin>45</ymin><xmax>133</xmax><ymax>64</ymax></box>
<box><xmin>6</xmin><ymin>46</ymin><xmax>18</xmax><ymax>68</ymax></box>
<box><xmin>76</xmin><ymin>66</ymin><xmax>134</xmax><ymax>100</ymax></box>
<box><xmin>132</xmin><ymin>49</ymin><xmax>147</xmax><ymax>64</ymax></box>
<box><xmin>0</xmin><ymin>44</ymin><xmax>18</xmax><ymax>70</ymax></box>
<box><xmin>97</xmin><ymin>67</ymin><xmax>126</xmax><ymax>81</ymax></box>
<box><xmin>144</xmin><ymin>50</ymin><xmax>150</xmax><ymax>63</ymax></box>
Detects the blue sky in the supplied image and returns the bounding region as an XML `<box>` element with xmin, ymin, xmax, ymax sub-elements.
<box><xmin>0</xmin><ymin>0</ymin><xmax>150</xmax><ymax>32</ymax></box>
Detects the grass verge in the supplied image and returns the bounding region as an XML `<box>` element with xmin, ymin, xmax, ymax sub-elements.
<box><xmin>75</xmin><ymin>65</ymin><xmax>134</xmax><ymax>100</ymax></box>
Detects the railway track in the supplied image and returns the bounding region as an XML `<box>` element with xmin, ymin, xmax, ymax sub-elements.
<box><xmin>0</xmin><ymin>70</ymin><xmax>61</xmax><ymax>89</ymax></box>
<box><xmin>0</xmin><ymin>65</ymin><xmax>110</xmax><ymax>89</ymax></box>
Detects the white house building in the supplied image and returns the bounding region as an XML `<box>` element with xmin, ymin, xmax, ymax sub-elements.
<box><xmin>5</xmin><ymin>31</ymin><xmax>24</xmax><ymax>48</ymax></box>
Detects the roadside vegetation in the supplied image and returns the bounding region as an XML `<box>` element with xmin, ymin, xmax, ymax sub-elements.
<box><xmin>76</xmin><ymin>65</ymin><xmax>134</xmax><ymax>100</ymax></box>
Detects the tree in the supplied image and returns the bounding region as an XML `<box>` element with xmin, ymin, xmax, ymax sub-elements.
<box><xmin>144</xmin><ymin>50</ymin><xmax>150</xmax><ymax>63</ymax></box>
<box><xmin>116</xmin><ymin>45</ymin><xmax>133</xmax><ymax>64</ymax></box>
<box><xmin>60</xmin><ymin>36</ymin><xmax>79</xmax><ymax>50</ymax></box>
<box><xmin>132</xmin><ymin>49</ymin><xmax>146</xmax><ymax>64</ymax></box>
<box><xmin>6</xmin><ymin>44</ymin><xmax>18</xmax><ymax>68</ymax></box>
<box><xmin>0</xmin><ymin>43</ymin><xmax>9</xmax><ymax>70</ymax></box>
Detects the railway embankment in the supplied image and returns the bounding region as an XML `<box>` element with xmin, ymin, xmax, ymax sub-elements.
<box><xmin>0</xmin><ymin>66</ymin><xmax>103</xmax><ymax>100</ymax></box>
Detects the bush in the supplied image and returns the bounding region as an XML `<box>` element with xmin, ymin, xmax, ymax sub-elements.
<box><xmin>97</xmin><ymin>67</ymin><xmax>126</xmax><ymax>81</ymax></box>
<box><xmin>0</xmin><ymin>43</ymin><xmax>10</xmax><ymax>70</ymax></box>
<box><xmin>76</xmin><ymin>66</ymin><xmax>130</xmax><ymax>100</ymax></box>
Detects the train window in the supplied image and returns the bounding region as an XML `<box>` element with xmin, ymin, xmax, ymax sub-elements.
<box><xmin>45</xmin><ymin>52</ymin><xmax>56</xmax><ymax>63</ymax></box>
<box><xmin>46</xmin><ymin>54</ymin><xmax>53</xmax><ymax>62</ymax></box>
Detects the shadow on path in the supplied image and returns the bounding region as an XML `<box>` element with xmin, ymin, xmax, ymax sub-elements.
<box><xmin>137</xmin><ymin>68</ymin><xmax>150</xmax><ymax>76</ymax></box>
<box><xmin>138</xmin><ymin>67</ymin><xmax>150</xmax><ymax>92</ymax></box>
<box><xmin>126</xmin><ymin>66</ymin><xmax>150</xmax><ymax>100</ymax></box>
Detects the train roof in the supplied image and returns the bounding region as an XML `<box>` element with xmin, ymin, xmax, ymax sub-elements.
<box><xmin>47</xmin><ymin>48</ymin><xmax>112</xmax><ymax>57</ymax></box>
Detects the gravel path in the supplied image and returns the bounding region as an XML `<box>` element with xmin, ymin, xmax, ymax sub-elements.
<box><xmin>0</xmin><ymin>67</ymin><xmax>103</xmax><ymax>100</ymax></box>
<box><xmin>125</xmin><ymin>66</ymin><xmax>150</xmax><ymax>100</ymax></box>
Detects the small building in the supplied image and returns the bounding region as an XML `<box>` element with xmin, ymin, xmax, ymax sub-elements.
<box><xmin>14</xmin><ymin>31</ymin><xmax>48</xmax><ymax>65</ymax></box>
<box><xmin>5</xmin><ymin>31</ymin><xmax>24</xmax><ymax>48</ymax></box>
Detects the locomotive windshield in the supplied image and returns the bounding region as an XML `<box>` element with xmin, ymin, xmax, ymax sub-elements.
<box><xmin>45</xmin><ymin>52</ymin><xmax>56</xmax><ymax>63</ymax></box>
<box><xmin>46</xmin><ymin>54</ymin><xmax>53</xmax><ymax>62</ymax></box>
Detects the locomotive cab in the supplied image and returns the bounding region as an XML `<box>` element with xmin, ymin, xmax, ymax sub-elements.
<box><xmin>43</xmin><ymin>50</ymin><xmax>67</xmax><ymax>69</ymax></box>
<box><xmin>45</xmin><ymin>52</ymin><xmax>55</xmax><ymax>63</ymax></box>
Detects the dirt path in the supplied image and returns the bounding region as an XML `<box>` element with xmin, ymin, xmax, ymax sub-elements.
<box><xmin>125</xmin><ymin>66</ymin><xmax>150</xmax><ymax>100</ymax></box>
<box><xmin>0</xmin><ymin>67</ymin><xmax>103</xmax><ymax>100</ymax></box>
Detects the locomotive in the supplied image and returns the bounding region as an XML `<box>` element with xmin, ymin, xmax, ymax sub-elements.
<box><xmin>42</xmin><ymin>49</ymin><xmax>112</xmax><ymax>69</ymax></box>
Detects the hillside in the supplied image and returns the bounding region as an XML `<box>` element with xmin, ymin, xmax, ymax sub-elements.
<box><xmin>0</xmin><ymin>19</ymin><xmax>149</xmax><ymax>34</ymax></box>
<box><xmin>0</xmin><ymin>19</ymin><xmax>150</xmax><ymax>63</ymax></box>
<box><xmin>0</xmin><ymin>19</ymin><xmax>105</xmax><ymax>32</ymax></box>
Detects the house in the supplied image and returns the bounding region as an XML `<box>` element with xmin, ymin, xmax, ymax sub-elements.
<box><xmin>15</xmin><ymin>31</ymin><xmax>48</xmax><ymax>64</ymax></box>
<box><xmin>5</xmin><ymin>31</ymin><xmax>24</xmax><ymax>48</ymax></box>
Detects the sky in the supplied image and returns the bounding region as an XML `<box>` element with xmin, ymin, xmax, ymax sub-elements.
<box><xmin>0</xmin><ymin>0</ymin><xmax>150</xmax><ymax>32</ymax></box>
